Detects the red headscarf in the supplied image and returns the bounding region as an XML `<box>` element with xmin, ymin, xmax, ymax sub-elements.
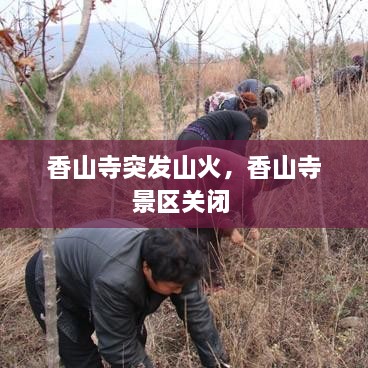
<box><xmin>239</xmin><ymin>92</ymin><xmax>258</xmax><ymax>108</ymax></box>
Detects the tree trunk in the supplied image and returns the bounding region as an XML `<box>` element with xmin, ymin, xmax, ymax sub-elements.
<box><xmin>311</xmin><ymin>58</ymin><xmax>329</xmax><ymax>254</ymax></box>
<box><xmin>0</xmin><ymin>2</ymin><xmax>95</xmax><ymax>366</ymax></box>
<box><xmin>19</xmin><ymin>95</ymin><xmax>36</xmax><ymax>138</ymax></box>
<box><xmin>117</xmin><ymin>51</ymin><xmax>125</xmax><ymax>139</ymax></box>
<box><xmin>42</xmin><ymin>228</ymin><xmax>58</xmax><ymax>368</ymax></box>
<box><xmin>110</xmin><ymin>60</ymin><xmax>125</xmax><ymax>217</ymax></box>
<box><xmin>44</xmin><ymin>84</ymin><xmax>61</xmax><ymax>139</ymax></box>
<box><xmin>195</xmin><ymin>30</ymin><xmax>203</xmax><ymax>118</ymax></box>
<box><xmin>42</xmin><ymin>82</ymin><xmax>62</xmax><ymax>367</ymax></box>
<box><xmin>154</xmin><ymin>46</ymin><xmax>169</xmax><ymax>140</ymax></box>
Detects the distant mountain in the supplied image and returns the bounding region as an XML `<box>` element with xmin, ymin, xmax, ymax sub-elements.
<box><xmin>46</xmin><ymin>21</ymin><xmax>196</xmax><ymax>73</ymax></box>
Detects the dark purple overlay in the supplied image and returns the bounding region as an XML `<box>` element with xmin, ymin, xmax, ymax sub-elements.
<box><xmin>0</xmin><ymin>140</ymin><xmax>366</xmax><ymax>228</ymax></box>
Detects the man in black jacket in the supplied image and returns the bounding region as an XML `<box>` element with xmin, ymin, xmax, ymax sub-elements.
<box><xmin>25</xmin><ymin>219</ymin><xmax>230</xmax><ymax>368</ymax></box>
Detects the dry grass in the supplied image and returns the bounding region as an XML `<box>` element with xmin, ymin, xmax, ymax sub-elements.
<box><xmin>267</xmin><ymin>85</ymin><xmax>368</xmax><ymax>140</ymax></box>
<box><xmin>2</xmin><ymin>228</ymin><xmax>366</xmax><ymax>367</ymax></box>
<box><xmin>0</xmin><ymin>230</ymin><xmax>40</xmax><ymax>305</ymax></box>
<box><xmin>185</xmin><ymin>58</ymin><xmax>248</xmax><ymax>99</ymax></box>
<box><xmin>69</xmin><ymin>57</ymin><xmax>247</xmax><ymax>129</ymax></box>
<box><xmin>264</xmin><ymin>53</ymin><xmax>287</xmax><ymax>82</ymax></box>
<box><xmin>0</xmin><ymin>230</ymin><xmax>45</xmax><ymax>368</ymax></box>
<box><xmin>144</xmin><ymin>230</ymin><xmax>368</xmax><ymax>368</ymax></box>
<box><xmin>1</xmin><ymin>54</ymin><xmax>368</xmax><ymax>367</ymax></box>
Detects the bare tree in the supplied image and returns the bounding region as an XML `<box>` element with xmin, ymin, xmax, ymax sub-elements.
<box><xmin>96</xmin><ymin>16</ymin><xmax>144</xmax><ymax>140</ymax></box>
<box><xmin>283</xmin><ymin>0</ymin><xmax>362</xmax><ymax>254</ymax></box>
<box><xmin>235</xmin><ymin>0</ymin><xmax>280</xmax><ymax>83</ymax></box>
<box><xmin>179</xmin><ymin>0</ymin><xmax>228</xmax><ymax>117</ymax></box>
<box><xmin>140</xmin><ymin>0</ymin><xmax>198</xmax><ymax>139</ymax></box>
<box><xmin>0</xmin><ymin>1</ymin><xmax>109</xmax><ymax>365</ymax></box>
<box><xmin>92</xmin><ymin>17</ymin><xmax>147</xmax><ymax>216</ymax></box>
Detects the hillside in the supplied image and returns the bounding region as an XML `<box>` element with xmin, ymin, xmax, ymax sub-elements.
<box><xmin>45</xmin><ymin>21</ymin><xmax>196</xmax><ymax>72</ymax></box>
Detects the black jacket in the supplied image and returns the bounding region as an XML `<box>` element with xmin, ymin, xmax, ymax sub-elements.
<box><xmin>34</xmin><ymin>219</ymin><xmax>226</xmax><ymax>367</ymax></box>
<box><xmin>188</xmin><ymin>110</ymin><xmax>252</xmax><ymax>141</ymax></box>
<box><xmin>333</xmin><ymin>65</ymin><xmax>363</xmax><ymax>94</ymax></box>
<box><xmin>182</xmin><ymin>110</ymin><xmax>253</xmax><ymax>156</ymax></box>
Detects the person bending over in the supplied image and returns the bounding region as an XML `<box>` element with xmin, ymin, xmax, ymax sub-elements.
<box><xmin>25</xmin><ymin>221</ymin><xmax>230</xmax><ymax>368</ymax></box>
<box><xmin>177</xmin><ymin>108</ymin><xmax>268</xmax><ymax>155</ymax></box>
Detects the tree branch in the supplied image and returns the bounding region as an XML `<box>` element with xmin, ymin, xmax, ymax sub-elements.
<box><xmin>0</xmin><ymin>39</ymin><xmax>46</xmax><ymax>107</ymax></box>
<box><xmin>56</xmin><ymin>79</ymin><xmax>66</xmax><ymax>110</ymax></box>
<box><xmin>50</xmin><ymin>0</ymin><xmax>93</xmax><ymax>81</ymax></box>
<box><xmin>42</xmin><ymin>0</ymin><xmax>50</xmax><ymax>86</ymax></box>
<box><xmin>19</xmin><ymin>94</ymin><xmax>37</xmax><ymax>138</ymax></box>
<box><xmin>0</xmin><ymin>59</ymin><xmax>42</xmax><ymax>125</ymax></box>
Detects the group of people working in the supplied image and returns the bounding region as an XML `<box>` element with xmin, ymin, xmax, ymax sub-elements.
<box><xmin>23</xmin><ymin>76</ymin><xmax>303</xmax><ymax>368</ymax></box>
<box><xmin>204</xmin><ymin>78</ymin><xmax>284</xmax><ymax>115</ymax></box>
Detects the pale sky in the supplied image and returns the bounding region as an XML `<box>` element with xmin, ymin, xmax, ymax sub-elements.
<box><xmin>0</xmin><ymin>0</ymin><xmax>367</xmax><ymax>55</ymax></box>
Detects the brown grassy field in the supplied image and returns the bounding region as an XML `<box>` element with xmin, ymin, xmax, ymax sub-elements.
<box><xmin>0</xmin><ymin>52</ymin><xmax>368</xmax><ymax>367</ymax></box>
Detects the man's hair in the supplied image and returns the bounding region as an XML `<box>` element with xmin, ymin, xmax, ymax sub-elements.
<box><xmin>244</xmin><ymin>106</ymin><xmax>268</xmax><ymax>129</ymax></box>
<box><xmin>141</xmin><ymin>229</ymin><xmax>204</xmax><ymax>284</ymax></box>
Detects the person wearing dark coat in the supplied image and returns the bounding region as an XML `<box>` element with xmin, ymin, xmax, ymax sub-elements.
<box><xmin>177</xmin><ymin>108</ymin><xmax>268</xmax><ymax>155</ymax></box>
<box><xmin>333</xmin><ymin>65</ymin><xmax>363</xmax><ymax>95</ymax></box>
<box><xmin>25</xmin><ymin>220</ymin><xmax>230</xmax><ymax>368</ymax></box>
<box><xmin>261</xmin><ymin>84</ymin><xmax>284</xmax><ymax>109</ymax></box>
<box><xmin>333</xmin><ymin>56</ymin><xmax>368</xmax><ymax>95</ymax></box>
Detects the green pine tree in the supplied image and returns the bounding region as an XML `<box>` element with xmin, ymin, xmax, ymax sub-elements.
<box><xmin>85</xmin><ymin>65</ymin><xmax>150</xmax><ymax>140</ymax></box>
<box><xmin>5</xmin><ymin>72</ymin><xmax>76</xmax><ymax>139</ymax></box>
<box><xmin>285</xmin><ymin>36</ymin><xmax>307</xmax><ymax>80</ymax></box>
<box><xmin>162</xmin><ymin>40</ymin><xmax>187</xmax><ymax>138</ymax></box>
<box><xmin>240</xmin><ymin>42</ymin><xmax>269</xmax><ymax>84</ymax></box>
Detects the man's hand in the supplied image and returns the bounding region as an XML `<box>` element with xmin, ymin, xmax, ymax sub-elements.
<box><xmin>247</xmin><ymin>228</ymin><xmax>260</xmax><ymax>241</ymax></box>
<box><xmin>230</xmin><ymin>228</ymin><xmax>244</xmax><ymax>244</ymax></box>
